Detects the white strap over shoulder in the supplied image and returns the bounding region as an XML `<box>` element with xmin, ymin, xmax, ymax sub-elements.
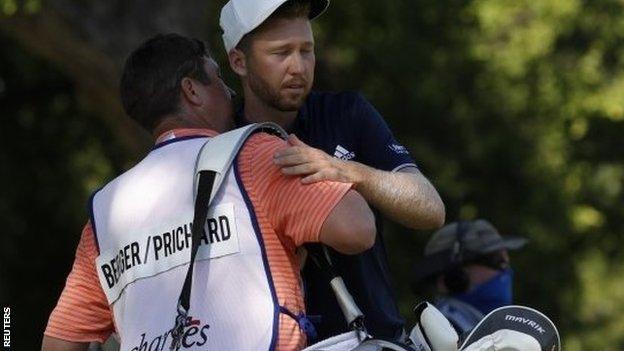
<box><xmin>193</xmin><ymin>122</ymin><xmax>287</xmax><ymax>201</ymax></box>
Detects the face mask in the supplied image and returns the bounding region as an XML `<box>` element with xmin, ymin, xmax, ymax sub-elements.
<box><xmin>455</xmin><ymin>268</ymin><xmax>514</xmax><ymax>315</ymax></box>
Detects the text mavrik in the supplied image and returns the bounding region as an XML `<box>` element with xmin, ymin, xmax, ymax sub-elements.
<box><xmin>505</xmin><ymin>314</ymin><xmax>546</xmax><ymax>334</ymax></box>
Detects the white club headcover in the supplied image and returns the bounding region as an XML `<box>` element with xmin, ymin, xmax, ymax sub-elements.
<box><xmin>460</xmin><ymin>329</ymin><xmax>541</xmax><ymax>351</ymax></box>
<box><xmin>458</xmin><ymin>305</ymin><xmax>560</xmax><ymax>351</ymax></box>
<box><xmin>409</xmin><ymin>302</ymin><xmax>459</xmax><ymax>351</ymax></box>
<box><xmin>302</xmin><ymin>331</ymin><xmax>364</xmax><ymax>351</ymax></box>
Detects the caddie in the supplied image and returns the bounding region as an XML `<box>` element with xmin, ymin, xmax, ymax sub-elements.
<box><xmin>42</xmin><ymin>33</ymin><xmax>376</xmax><ymax>351</ymax></box>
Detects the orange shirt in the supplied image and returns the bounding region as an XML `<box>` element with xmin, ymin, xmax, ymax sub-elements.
<box><xmin>45</xmin><ymin>129</ymin><xmax>352</xmax><ymax>350</ymax></box>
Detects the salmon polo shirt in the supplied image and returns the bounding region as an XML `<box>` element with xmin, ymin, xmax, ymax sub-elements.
<box><xmin>45</xmin><ymin>128</ymin><xmax>352</xmax><ymax>350</ymax></box>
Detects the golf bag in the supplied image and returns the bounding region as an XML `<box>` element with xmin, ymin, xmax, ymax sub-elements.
<box><xmin>303</xmin><ymin>246</ymin><xmax>459</xmax><ymax>351</ymax></box>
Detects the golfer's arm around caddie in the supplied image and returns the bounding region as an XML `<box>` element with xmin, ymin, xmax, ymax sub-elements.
<box><xmin>220</xmin><ymin>0</ymin><xmax>445</xmax><ymax>232</ymax></box>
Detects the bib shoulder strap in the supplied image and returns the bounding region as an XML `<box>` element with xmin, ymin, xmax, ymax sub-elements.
<box><xmin>171</xmin><ymin>122</ymin><xmax>286</xmax><ymax>350</ymax></box>
<box><xmin>194</xmin><ymin>122</ymin><xmax>287</xmax><ymax>202</ymax></box>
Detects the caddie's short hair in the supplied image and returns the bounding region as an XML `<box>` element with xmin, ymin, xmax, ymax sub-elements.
<box><xmin>120</xmin><ymin>33</ymin><xmax>211</xmax><ymax>132</ymax></box>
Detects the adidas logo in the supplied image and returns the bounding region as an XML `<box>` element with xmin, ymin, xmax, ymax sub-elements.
<box><xmin>333</xmin><ymin>145</ymin><xmax>355</xmax><ymax>160</ymax></box>
<box><xmin>388</xmin><ymin>143</ymin><xmax>409</xmax><ymax>154</ymax></box>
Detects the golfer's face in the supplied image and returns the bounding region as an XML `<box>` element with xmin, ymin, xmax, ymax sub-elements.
<box><xmin>247</xmin><ymin>17</ymin><xmax>315</xmax><ymax>111</ymax></box>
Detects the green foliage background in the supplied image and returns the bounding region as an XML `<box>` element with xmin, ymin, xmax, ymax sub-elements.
<box><xmin>2</xmin><ymin>0</ymin><xmax>624</xmax><ymax>349</ymax></box>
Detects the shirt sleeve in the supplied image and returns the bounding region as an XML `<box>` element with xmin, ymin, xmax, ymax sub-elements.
<box><xmin>44</xmin><ymin>222</ymin><xmax>114</xmax><ymax>343</ymax></box>
<box><xmin>350</xmin><ymin>93</ymin><xmax>418</xmax><ymax>172</ymax></box>
<box><xmin>238</xmin><ymin>133</ymin><xmax>353</xmax><ymax>247</ymax></box>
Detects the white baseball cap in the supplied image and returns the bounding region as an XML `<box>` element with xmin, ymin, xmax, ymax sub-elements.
<box><xmin>220</xmin><ymin>0</ymin><xmax>330</xmax><ymax>53</ymax></box>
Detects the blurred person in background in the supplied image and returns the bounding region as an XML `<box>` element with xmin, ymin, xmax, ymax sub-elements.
<box><xmin>412</xmin><ymin>219</ymin><xmax>528</xmax><ymax>336</ymax></box>
<box><xmin>220</xmin><ymin>0</ymin><xmax>445</xmax><ymax>342</ymax></box>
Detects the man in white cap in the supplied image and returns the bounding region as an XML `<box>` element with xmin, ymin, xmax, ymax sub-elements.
<box><xmin>412</xmin><ymin>219</ymin><xmax>528</xmax><ymax>336</ymax></box>
<box><xmin>220</xmin><ymin>0</ymin><xmax>446</xmax><ymax>343</ymax></box>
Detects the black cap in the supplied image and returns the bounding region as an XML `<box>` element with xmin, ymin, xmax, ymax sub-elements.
<box><xmin>413</xmin><ymin>219</ymin><xmax>528</xmax><ymax>284</ymax></box>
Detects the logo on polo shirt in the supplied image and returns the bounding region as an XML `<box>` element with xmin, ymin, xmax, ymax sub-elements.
<box><xmin>388</xmin><ymin>143</ymin><xmax>409</xmax><ymax>154</ymax></box>
<box><xmin>333</xmin><ymin>145</ymin><xmax>355</xmax><ymax>160</ymax></box>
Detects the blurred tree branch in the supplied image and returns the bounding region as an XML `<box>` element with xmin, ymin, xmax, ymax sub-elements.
<box><xmin>0</xmin><ymin>0</ymin><xmax>216</xmax><ymax>158</ymax></box>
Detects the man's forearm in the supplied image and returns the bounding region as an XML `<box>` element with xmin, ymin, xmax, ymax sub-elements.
<box><xmin>273</xmin><ymin>136</ymin><xmax>445</xmax><ymax>228</ymax></box>
<box><xmin>42</xmin><ymin>336</ymin><xmax>89</xmax><ymax>351</ymax></box>
<box><xmin>347</xmin><ymin>162</ymin><xmax>445</xmax><ymax>229</ymax></box>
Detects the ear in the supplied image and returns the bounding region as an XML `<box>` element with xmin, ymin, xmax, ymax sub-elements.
<box><xmin>228</xmin><ymin>48</ymin><xmax>247</xmax><ymax>77</ymax></box>
<box><xmin>180</xmin><ymin>77</ymin><xmax>203</xmax><ymax>106</ymax></box>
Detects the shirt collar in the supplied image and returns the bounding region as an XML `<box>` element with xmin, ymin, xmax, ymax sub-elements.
<box><xmin>155</xmin><ymin>128</ymin><xmax>219</xmax><ymax>144</ymax></box>
<box><xmin>234</xmin><ymin>98</ymin><xmax>309</xmax><ymax>135</ymax></box>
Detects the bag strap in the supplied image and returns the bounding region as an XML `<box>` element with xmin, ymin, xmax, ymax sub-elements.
<box><xmin>170</xmin><ymin>122</ymin><xmax>286</xmax><ymax>350</ymax></box>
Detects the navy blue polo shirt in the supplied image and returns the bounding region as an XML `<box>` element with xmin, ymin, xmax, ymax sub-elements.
<box><xmin>236</xmin><ymin>90</ymin><xmax>417</xmax><ymax>341</ymax></box>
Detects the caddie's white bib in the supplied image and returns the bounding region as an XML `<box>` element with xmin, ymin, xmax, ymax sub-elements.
<box><xmin>91</xmin><ymin>135</ymin><xmax>277</xmax><ymax>351</ymax></box>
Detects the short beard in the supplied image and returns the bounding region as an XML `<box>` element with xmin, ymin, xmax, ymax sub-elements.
<box><xmin>247</xmin><ymin>66</ymin><xmax>308</xmax><ymax>112</ymax></box>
